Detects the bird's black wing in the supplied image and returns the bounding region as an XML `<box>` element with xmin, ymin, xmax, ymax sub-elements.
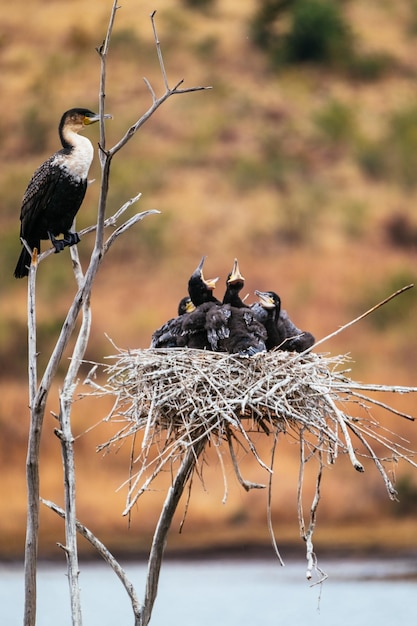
<box><xmin>205</xmin><ymin>305</ymin><xmax>231</xmax><ymax>350</ymax></box>
<box><xmin>250</xmin><ymin>302</ymin><xmax>268</xmax><ymax>324</ymax></box>
<box><xmin>277</xmin><ymin>310</ymin><xmax>315</xmax><ymax>352</ymax></box>
<box><xmin>225</xmin><ymin>307</ymin><xmax>267</xmax><ymax>356</ymax></box>
<box><xmin>179</xmin><ymin>303</ymin><xmax>213</xmax><ymax>350</ymax></box>
<box><xmin>20</xmin><ymin>153</ymin><xmax>87</xmax><ymax>242</ymax></box>
<box><xmin>150</xmin><ymin>316</ymin><xmax>184</xmax><ymax>348</ymax></box>
<box><xmin>19</xmin><ymin>156</ymin><xmax>61</xmax><ymax>239</ymax></box>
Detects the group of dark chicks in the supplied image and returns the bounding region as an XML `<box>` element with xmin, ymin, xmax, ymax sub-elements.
<box><xmin>151</xmin><ymin>257</ymin><xmax>315</xmax><ymax>357</ymax></box>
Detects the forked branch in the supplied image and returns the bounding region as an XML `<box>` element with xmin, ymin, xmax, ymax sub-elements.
<box><xmin>23</xmin><ymin>4</ymin><xmax>211</xmax><ymax>626</ymax></box>
<box><xmin>41</xmin><ymin>498</ymin><xmax>142</xmax><ymax>620</ymax></box>
<box><xmin>107</xmin><ymin>10</ymin><xmax>211</xmax><ymax>157</ymax></box>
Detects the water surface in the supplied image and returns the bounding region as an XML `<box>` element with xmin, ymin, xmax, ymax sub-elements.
<box><xmin>1</xmin><ymin>557</ymin><xmax>416</xmax><ymax>625</ymax></box>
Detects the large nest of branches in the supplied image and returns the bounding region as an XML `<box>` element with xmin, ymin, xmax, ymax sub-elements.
<box><xmin>85</xmin><ymin>346</ymin><xmax>416</xmax><ymax>578</ymax></box>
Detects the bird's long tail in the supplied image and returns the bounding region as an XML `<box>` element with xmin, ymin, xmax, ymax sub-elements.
<box><xmin>14</xmin><ymin>242</ymin><xmax>39</xmax><ymax>278</ymax></box>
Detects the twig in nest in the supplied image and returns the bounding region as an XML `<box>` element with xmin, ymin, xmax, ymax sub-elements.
<box><xmin>83</xmin><ymin>346</ymin><xmax>417</xmax><ymax>578</ymax></box>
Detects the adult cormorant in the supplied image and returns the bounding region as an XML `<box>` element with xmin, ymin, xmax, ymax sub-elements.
<box><xmin>255</xmin><ymin>290</ymin><xmax>315</xmax><ymax>352</ymax></box>
<box><xmin>14</xmin><ymin>108</ymin><xmax>111</xmax><ymax>278</ymax></box>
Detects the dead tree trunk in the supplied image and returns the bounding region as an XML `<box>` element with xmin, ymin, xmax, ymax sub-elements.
<box><xmin>22</xmin><ymin>4</ymin><xmax>210</xmax><ymax>625</ymax></box>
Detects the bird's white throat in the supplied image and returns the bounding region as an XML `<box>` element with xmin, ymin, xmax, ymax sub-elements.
<box><xmin>52</xmin><ymin>132</ymin><xmax>94</xmax><ymax>182</ymax></box>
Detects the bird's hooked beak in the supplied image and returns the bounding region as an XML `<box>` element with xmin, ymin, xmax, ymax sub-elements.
<box><xmin>83</xmin><ymin>113</ymin><xmax>113</xmax><ymax>125</ymax></box>
<box><xmin>227</xmin><ymin>258</ymin><xmax>245</xmax><ymax>285</ymax></box>
<box><xmin>255</xmin><ymin>290</ymin><xmax>276</xmax><ymax>309</ymax></box>
<box><xmin>193</xmin><ymin>256</ymin><xmax>218</xmax><ymax>291</ymax></box>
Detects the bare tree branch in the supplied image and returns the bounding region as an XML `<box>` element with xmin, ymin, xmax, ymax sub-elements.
<box><xmin>139</xmin><ymin>436</ymin><xmax>207</xmax><ymax>626</ymax></box>
<box><xmin>150</xmin><ymin>10</ymin><xmax>169</xmax><ymax>91</ymax></box>
<box><xmin>40</xmin><ymin>498</ymin><xmax>142</xmax><ymax>619</ymax></box>
<box><xmin>36</xmin><ymin>195</ymin><xmax>150</xmax><ymax>264</ymax></box>
<box><xmin>56</xmin><ymin>243</ymin><xmax>91</xmax><ymax>625</ymax></box>
<box><xmin>97</xmin><ymin>0</ymin><xmax>120</xmax><ymax>159</ymax></box>
<box><xmin>309</xmin><ymin>284</ymin><xmax>414</xmax><ymax>353</ymax></box>
<box><xmin>104</xmin><ymin>210</ymin><xmax>160</xmax><ymax>254</ymax></box>
<box><xmin>23</xmin><ymin>4</ymin><xmax>212</xmax><ymax>625</ymax></box>
<box><xmin>107</xmin><ymin>11</ymin><xmax>211</xmax><ymax>158</ymax></box>
<box><xmin>23</xmin><ymin>256</ymin><xmax>40</xmax><ymax>626</ymax></box>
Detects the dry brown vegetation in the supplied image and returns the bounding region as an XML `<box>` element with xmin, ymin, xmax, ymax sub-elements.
<box><xmin>1</xmin><ymin>0</ymin><xmax>417</xmax><ymax>559</ymax></box>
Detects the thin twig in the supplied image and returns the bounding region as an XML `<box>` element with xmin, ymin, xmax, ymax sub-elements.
<box><xmin>311</xmin><ymin>284</ymin><xmax>414</xmax><ymax>352</ymax></box>
<box><xmin>226</xmin><ymin>427</ymin><xmax>266</xmax><ymax>491</ymax></box>
<box><xmin>266</xmin><ymin>430</ymin><xmax>285</xmax><ymax>566</ymax></box>
<box><xmin>41</xmin><ymin>498</ymin><xmax>141</xmax><ymax>619</ymax></box>
<box><xmin>150</xmin><ymin>11</ymin><xmax>169</xmax><ymax>91</ymax></box>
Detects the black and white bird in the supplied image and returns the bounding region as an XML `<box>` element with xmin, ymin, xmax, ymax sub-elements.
<box><xmin>14</xmin><ymin>107</ymin><xmax>111</xmax><ymax>278</ymax></box>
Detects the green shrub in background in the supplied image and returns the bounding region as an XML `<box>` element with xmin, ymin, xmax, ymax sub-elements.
<box><xmin>181</xmin><ymin>0</ymin><xmax>216</xmax><ymax>10</ymax></box>
<box><xmin>386</xmin><ymin>105</ymin><xmax>417</xmax><ymax>188</ymax></box>
<box><xmin>250</xmin><ymin>0</ymin><xmax>354</xmax><ymax>68</ymax></box>
<box><xmin>356</xmin><ymin>104</ymin><xmax>417</xmax><ymax>188</ymax></box>
<box><xmin>284</xmin><ymin>0</ymin><xmax>353</xmax><ymax>64</ymax></box>
<box><xmin>360</xmin><ymin>269</ymin><xmax>417</xmax><ymax>331</ymax></box>
<box><xmin>249</xmin><ymin>0</ymin><xmax>394</xmax><ymax>78</ymax></box>
<box><xmin>313</xmin><ymin>99</ymin><xmax>357</xmax><ymax>146</ymax></box>
<box><xmin>393</xmin><ymin>474</ymin><xmax>417</xmax><ymax>515</ymax></box>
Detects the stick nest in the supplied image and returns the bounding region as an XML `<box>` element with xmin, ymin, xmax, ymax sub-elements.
<box><xmin>84</xmin><ymin>347</ymin><xmax>417</xmax><ymax>579</ymax></box>
<box><xmin>87</xmin><ymin>347</ymin><xmax>416</xmax><ymax>496</ymax></box>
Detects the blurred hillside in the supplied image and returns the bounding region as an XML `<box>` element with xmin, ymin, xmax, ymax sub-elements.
<box><xmin>0</xmin><ymin>0</ymin><xmax>417</xmax><ymax>559</ymax></box>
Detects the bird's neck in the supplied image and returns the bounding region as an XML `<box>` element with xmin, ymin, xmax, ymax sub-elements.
<box><xmin>55</xmin><ymin>131</ymin><xmax>94</xmax><ymax>181</ymax></box>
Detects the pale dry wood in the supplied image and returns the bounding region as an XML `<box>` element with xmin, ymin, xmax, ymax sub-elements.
<box><xmin>139</xmin><ymin>436</ymin><xmax>207</xmax><ymax>626</ymax></box>
<box><xmin>84</xmin><ymin>345</ymin><xmax>417</xmax><ymax>580</ymax></box>
<box><xmin>54</xmin><ymin>242</ymin><xmax>91</xmax><ymax>625</ymax></box>
<box><xmin>23</xmin><ymin>4</ymin><xmax>212</xmax><ymax>625</ymax></box>
<box><xmin>24</xmin><ymin>254</ymin><xmax>40</xmax><ymax>626</ymax></box>
<box><xmin>40</xmin><ymin>498</ymin><xmax>142</xmax><ymax>620</ymax></box>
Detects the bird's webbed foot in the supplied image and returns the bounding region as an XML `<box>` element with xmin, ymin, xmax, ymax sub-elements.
<box><xmin>49</xmin><ymin>233</ymin><xmax>65</xmax><ymax>253</ymax></box>
<box><xmin>63</xmin><ymin>231</ymin><xmax>80</xmax><ymax>247</ymax></box>
<box><xmin>48</xmin><ymin>231</ymin><xmax>80</xmax><ymax>253</ymax></box>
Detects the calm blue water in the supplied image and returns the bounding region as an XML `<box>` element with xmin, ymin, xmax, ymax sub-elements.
<box><xmin>1</xmin><ymin>558</ymin><xmax>416</xmax><ymax>625</ymax></box>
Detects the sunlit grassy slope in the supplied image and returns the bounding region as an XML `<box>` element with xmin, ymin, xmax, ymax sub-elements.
<box><xmin>0</xmin><ymin>0</ymin><xmax>416</xmax><ymax>558</ymax></box>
